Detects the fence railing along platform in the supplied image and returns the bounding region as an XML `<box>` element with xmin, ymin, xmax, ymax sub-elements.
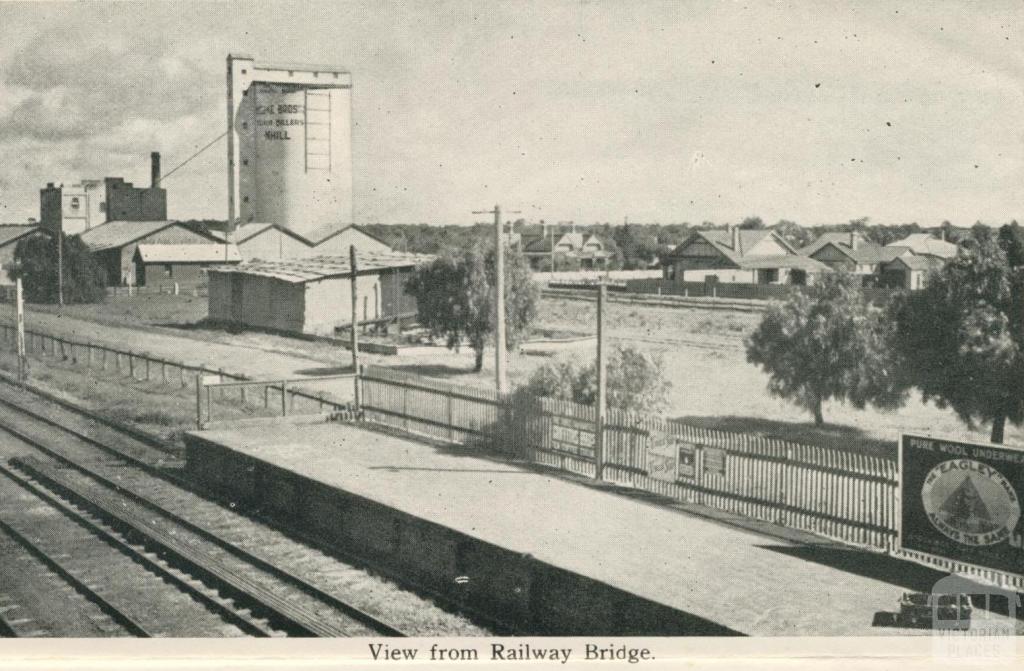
<box><xmin>359</xmin><ymin>365</ymin><xmax>900</xmax><ymax>552</ymax></box>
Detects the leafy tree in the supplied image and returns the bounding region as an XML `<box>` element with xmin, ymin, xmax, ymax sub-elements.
<box><xmin>406</xmin><ymin>242</ymin><xmax>538</xmax><ymax>371</ymax></box>
<box><xmin>738</xmin><ymin>216</ymin><xmax>765</xmax><ymax>230</ymax></box>
<box><xmin>997</xmin><ymin>221</ymin><xmax>1024</xmax><ymax>268</ymax></box>
<box><xmin>772</xmin><ymin>219</ymin><xmax>812</xmax><ymax>248</ymax></box>
<box><xmin>889</xmin><ymin>233</ymin><xmax>1024</xmax><ymax>443</ymax></box>
<box><xmin>522</xmin><ymin>345</ymin><xmax>672</xmax><ymax>414</ymax></box>
<box><xmin>746</xmin><ymin>272</ymin><xmax>903</xmax><ymax>425</ymax></box>
<box><xmin>10</xmin><ymin>234</ymin><xmax>106</xmax><ymax>304</ymax></box>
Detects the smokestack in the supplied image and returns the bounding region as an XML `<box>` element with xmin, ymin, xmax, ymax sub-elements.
<box><xmin>849</xmin><ymin>231</ymin><xmax>858</xmax><ymax>250</ymax></box>
<box><xmin>151</xmin><ymin>152</ymin><xmax>161</xmax><ymax>188</ymax></box>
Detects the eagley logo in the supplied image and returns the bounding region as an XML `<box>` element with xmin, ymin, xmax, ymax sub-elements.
<box><xmin>922</xmin><ymin>460</ymin><xmax>1021</xmax><ymax>547</ymax></box>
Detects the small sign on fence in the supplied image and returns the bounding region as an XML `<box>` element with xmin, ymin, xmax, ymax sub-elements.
<box><xmin>703</xmin><ymin>447</ymin><xmax>727</xmax><ymax>476</ymax></box>
<box><xmin>677</xmin><ymin>441</ymin><xmax>698</xmax><ymax>480</ymax></box>
<box><xmin>900</xmin><ymin>433</ymin><xmax>1024</xmax><ymax>579</ymax></box>
<box><xmin>551</xmin><ymin>416</ymin><xmax>596</xmax><ymax>459</ymax></box>
<box><xmin>647</xmin><ymin>432</ymin><xmax>678</xmax><ymax>482</ymax></box>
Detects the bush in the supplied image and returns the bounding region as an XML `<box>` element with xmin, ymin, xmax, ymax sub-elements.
<box><xmin>522</xmin><ymin>345</ymin><xmax>671</xmax><ymax>415</ymax></box>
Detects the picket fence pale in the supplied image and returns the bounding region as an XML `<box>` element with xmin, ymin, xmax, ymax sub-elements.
<box><xmin>359</xmin><ymin>365</ymin><xmax>900</xmax><ymax>551</ymax></box>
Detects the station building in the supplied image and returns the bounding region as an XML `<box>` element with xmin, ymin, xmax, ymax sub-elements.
<box><xmin>207</xmin><ymin>251</ymin><xmax>428</xmax><ymax>336</ymax></box>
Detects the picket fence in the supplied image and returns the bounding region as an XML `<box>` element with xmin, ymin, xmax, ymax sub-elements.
<box><xmin>359</xmin><ymin>365</ymin><xmax>900</xmax><ymax>552</ymax></box>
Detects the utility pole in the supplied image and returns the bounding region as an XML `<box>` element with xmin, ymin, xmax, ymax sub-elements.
<box><xmin>472</xmin><ymin>204</ymin><xmax>519</xmax><ymax>394</ymax></box>
<box><xmin>15</xmin><ymin>277</ymin><xmax>27</xmax><ymax>384</ymax></box>
<box><xmin>57</xmin><ymin>222</ymin><xmax>64</xmax><ymax>306</ymax></box>
<box><xmin>595</xmin><ymin>279</ymin><xmax>607</xmax><ymax>481</ymax></box>
<box><xmin>349</xmin><ymin>245</ymin><xmax>361</xmax><ymax>411</ymax></box>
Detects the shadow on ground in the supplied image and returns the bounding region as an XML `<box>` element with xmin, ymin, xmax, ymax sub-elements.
<box><xmin>762</xmin><ymin>543</ymin><xmax>1022</xmax><ymax>620</ymax></box>
<box><xmin>292</xmin><ymin>366</ymin><xmax>355</xmax><ymax>376</ymax></box>
<box><xmin>387</xmin><ymin>362</ymin><xmax>475</xmax><ymax>378</ymax></box>
<box><xmin>673</xmin><ymin>414</ymin><xmax>895</xmax><ymax>458</ymax></box>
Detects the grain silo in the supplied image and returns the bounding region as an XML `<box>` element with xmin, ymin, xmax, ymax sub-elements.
<box><xmin>226</xmin><ymin>54</ymin><xmax>353</xmax><ymax>239</ymax></box>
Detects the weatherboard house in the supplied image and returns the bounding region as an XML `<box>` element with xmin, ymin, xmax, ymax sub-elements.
<box><xmin>662</xmin><ymin>227</ymin><xmax>828</xmax><ymax>285</ymax></box>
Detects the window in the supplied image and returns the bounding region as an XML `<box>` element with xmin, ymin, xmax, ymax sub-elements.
<box><xmin>99</xmin><ymin>202</ymin><xmax>106</xmax><ymax>212</ymax></box>
<box><xmin>164</xmin><ymin>264</ymin><xmax>173</xmax><ymax>278</ymax></box>
<box><xmin>70</xmin><ymin>197</ymin><xmax>80</xmax><ymax>209</ymax></box>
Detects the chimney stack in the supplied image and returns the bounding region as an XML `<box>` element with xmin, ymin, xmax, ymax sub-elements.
<box><xmin>731</xmin><ymin>224</ymin><xmax>740</xmax><ymax>253</ymax></box>
<box><xmin>151</xmin><ymin>152</ymin><xmax>161</xmax><ymax>188</ymax></box>
<box><xmin>849</xmin><ymin>231</ymin><xmax>858</xmax><ymax>250</ymax></box>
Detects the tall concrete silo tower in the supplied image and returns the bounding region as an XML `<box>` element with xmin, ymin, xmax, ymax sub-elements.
<box><xmin>226</xmin><ymin>54</ymin><xmax>353</xmax><ymax>238</ymax></box>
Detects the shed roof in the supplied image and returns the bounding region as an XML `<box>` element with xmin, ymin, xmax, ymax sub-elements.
<box><xmin>135</xmin><ymin>244</ymin><xmax>242</xmax><ymax>264</ymax></box>
<box><xmin>303</xmin><ymin>223</ymin><xmax>390</xmax><ymax>247</ymax></box>
<box><xmin>79</xmin><ymin>220</ymin><xmax>181</xmax><ymax>251</ymax></box>
<box><xmin>208</xmin><ymin>251</ymin><xmax>432</xmax><ymax>283</ymax></box>
<box><xmin>0</xmin><ymin>225</ymin><xmax>42</xmax><ymax>248</ymax></box>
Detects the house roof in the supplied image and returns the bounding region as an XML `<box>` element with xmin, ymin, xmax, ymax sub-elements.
<box><xmin>208</xmin><ymin>251</ymin><xmax>432</xmax><ymax>284</ymax></box>
<box><xmin>522</xmin><ymin>231</ymin><xmax>606</xmax><ymax>255</ymax></box>
<box><xmin>79</xmin><ymin>220</ymin><xmax>181</xmax><ymax>251</ymax></box>
<box><xmin>885</xmin><ymin>254</ymin><xmax>946</xmax><ymax>271</ymax></box>
<box><xmin>738</xmin><ymin>254</ymin><xmax>832</xmax><ymax>272</ymax></box>
<box><xmin>803</xmin><ymin>233</ymin><xmax>907</xmax><ymax>264</ymax></box>
<box><xmin>886</xmin><ymin>233</ymin><xmax>958</xmax><ymax>259</ymax></box>
<box><xmin>665</xmin><ymin>229</ymin><xmax>792</xmax><ymax>265</ymax></box>
<box><xmin>135</xmin><ymin>244</ymin><xmax>242</xmax><ymax>264</ymax></box>
<box><xmin>0</xmin><ymin>225</ymin><xmax>42</xmax><ymax>248</ymax></box>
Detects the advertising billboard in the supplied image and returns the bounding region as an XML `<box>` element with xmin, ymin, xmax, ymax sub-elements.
<box><xmin>900</xmin><ymin>433</ymin><xmax>1024</xmax><ymax>577</ymax></box>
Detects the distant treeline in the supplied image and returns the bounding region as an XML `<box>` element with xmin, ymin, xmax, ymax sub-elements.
<box><xmin>361</xmin><ymin>217</ymin><xmax>1021</xmax><ymax>270</ymax></box>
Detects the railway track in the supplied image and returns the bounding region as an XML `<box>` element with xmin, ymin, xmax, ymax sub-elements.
<box><xmin>542</xmin><ymin>287</ymin><xmax>769</xmax><ymax>312</ymax></box>
<box><xmin>0</xmin><ymin>380</ymin><xmax>486</xmax><ymax>638</ymax></box>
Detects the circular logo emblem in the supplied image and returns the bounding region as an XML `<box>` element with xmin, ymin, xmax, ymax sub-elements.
<box><xmin>922</xmin><ymin>460</ymin><xmax>1020</xmax><ymax>546</ymax></box>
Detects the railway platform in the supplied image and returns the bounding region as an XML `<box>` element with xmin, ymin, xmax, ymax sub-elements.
<box><xmin>184</xmin><ymin>417</ymin><xmax>1021</xmax><ymax>637</ymax></box>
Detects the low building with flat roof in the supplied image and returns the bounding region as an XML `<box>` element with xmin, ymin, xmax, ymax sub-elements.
<box><xmin>133</xmin><ymin>244</ymin><xmax>242</xmax><ymax>288</ymax></box>
<box><xmin>207</xmin><ymin>251</ymin><xmax>430</xmax><ymax>336</ymax></box>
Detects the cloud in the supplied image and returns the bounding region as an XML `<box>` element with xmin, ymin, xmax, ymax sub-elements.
<box><xmin>0</xmin><ymin>30</ymin><xmax>220</xmax><ymax>143</ymax></box>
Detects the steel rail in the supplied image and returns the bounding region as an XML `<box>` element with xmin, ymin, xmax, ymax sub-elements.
<box><xmin>0</xmin><ymin>464</ymin><xmax>273</xmax><ymax>637</ymax></box>
<box><xmin>0</xmin><ymin>397</ymin><xmax>408</xmax><ymax>636</ymax></box>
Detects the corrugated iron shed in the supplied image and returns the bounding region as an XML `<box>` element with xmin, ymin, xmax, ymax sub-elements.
<box><xmin>79</xmin><ymin>220</ymin><xmax>181</xmax><ymax>251</ymax></box>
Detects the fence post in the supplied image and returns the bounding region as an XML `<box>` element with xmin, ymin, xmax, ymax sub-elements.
<box><xmin>195</xmin><ymin>374</ymin><xmax>203</xmax><ymax>429</ymax></box>
<box><xmin>264</xmin><ymin>384</ymin><xmax>270</xmax><ymax>409</ymax></box>
<box><xmin>128</xmin><ymin>353</ymin><xmax>134</xmax><ymax>379</ymax></box>
<box><xmin>161</xmin><ymin>361</ymin><xmax>167</xmax><ymax>385</ymax></box>
<box><xmin>145</xmin><ymin>356</ymin><xmax>151</xmax><ymax>381</ymax></box>
<box><xmin>206</xmin><ymin>383</ymin><xmax>212</xmax><ymax>423</ymax></box>
<box><xmin>594</xmin><ymin>282</ymin><xmax>607</xmax><ymax>481</ymax></box>
<box><xmin>281</xmin><ymin>382</ymin><xmax>288</xmax><ymax>417</ymax></box>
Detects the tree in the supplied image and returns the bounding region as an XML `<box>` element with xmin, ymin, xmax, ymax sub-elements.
<box><xmin>522</xmin><ymin>345</ymin><xmax>671</xmax><ymax>414</ymax></box>
<box><xmin>772</xmin><ymin>219</ymin><xmax>812</xmax><ymax>248</ymax></box>
<box><xmin>10</xmin><ymin>234</ymin><xmax>106</xmax><ymax>304</ymax></box>
<box><xmin>998</xmin><ymin>221</ymin><xmax>1024</xmax><ymax>268</ymax></box>
<box><xmin>889</xmin><ymin>233</ymin><xmax>1024</xmax><ymax>443</ymax></box>
<box><xmin>746</xmin><ymin>272</ymin><xmax>903</xmax><ymax>425</ymax></box>
<box><xmin>405</xmin><ymin>242</ymin><xmax>539</xmax><ymax>371</ymax></box>
<box><xmin>738</xmin><ymin>216</ymin><xmax>765</xmax><ymax>230</ymax></box>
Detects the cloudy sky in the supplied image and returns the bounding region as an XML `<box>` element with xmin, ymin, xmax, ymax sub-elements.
<box><xmin>0</xmin><ymin>1</ymin><xmax>1020</xmax><ymax>226</ymax></box>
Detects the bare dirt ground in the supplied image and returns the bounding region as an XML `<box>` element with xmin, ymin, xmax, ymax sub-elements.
<box><xmin>10</xmin><ymin>294</ymin><xmax>1021</xmax><ymax>454</ymax></box>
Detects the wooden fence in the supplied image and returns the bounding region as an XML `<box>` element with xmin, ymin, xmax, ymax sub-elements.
<box><xmin>0</xmin><ymin>323</ymin><xmax>352</xmax><ymax>417</ymax></box>
<box><xmin>359</xmin><ymin>365</ymin><xmax>900</xmax><ymax>551</ymax></box>
<box><xmin>625</xmin><ymin>278</ymin><xmax>899</xmax><ymax>303</ymax></box>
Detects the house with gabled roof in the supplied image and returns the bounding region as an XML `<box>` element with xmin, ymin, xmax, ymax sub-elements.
<box><xmin>800</xmin><ymin>232</ymin><xmax>911</xmax><ymax>285</ymax></box>
<box><xmin>662</xmin><ymin>226</ymin><xmax>828</xmax><ymax>285</ymax></box>
<box><xmin>885</xmin><ymin>233</ymin><xmax>958</xmax><ymax>260</ymax></box>
<box><xmin>519</xmin><ymin>229</ymin><xmax>612</xmax><ymax>271</ymax></box>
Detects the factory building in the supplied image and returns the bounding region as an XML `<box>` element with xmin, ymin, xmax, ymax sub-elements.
<box><xmin>205</xmin><ymin>222</ymin><xmax>390</xmax><ymax>260</ymax></box>
<box><xmin>40</xmin><ymin>153</ymin><xmax>167</xmax><ymax>235</ymax></box>
<box><xmin>227</xmin><ymin>54</ymin><xmax>353</xmax><ymax>239</ymax></box>
<box><xmin>80</xmin><ymin>219</ymin><xmax>222</xmax><ymax>286</ymax></box>
<box><xmin>207</xmin><ymin>252</ymin><xmax>427</xmax><ymax>336</ymax></box>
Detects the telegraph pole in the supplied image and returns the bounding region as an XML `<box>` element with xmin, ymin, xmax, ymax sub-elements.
<box><xmin>349</xmin><ymin>245</ymin><xmax>361</xmax><ymax>411</ymax></box>
<box><xmin>57</xmin><ymin>223</ymin><xmax>64</xmax><ymax>306</ymax></box>
<box><xmin>472</xmin><ymin>204</ymin><xmax>519</xmax><ymax>394</ymax></box>
<box><xmin>595</xmin><ymin>279</ymin><xmax>608</xmax><ymax>481</ymax></box>
<box><xmin>15</xmin><ymin>276</ymin><xmax>27</xmax><ymax>384</ymax></box>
